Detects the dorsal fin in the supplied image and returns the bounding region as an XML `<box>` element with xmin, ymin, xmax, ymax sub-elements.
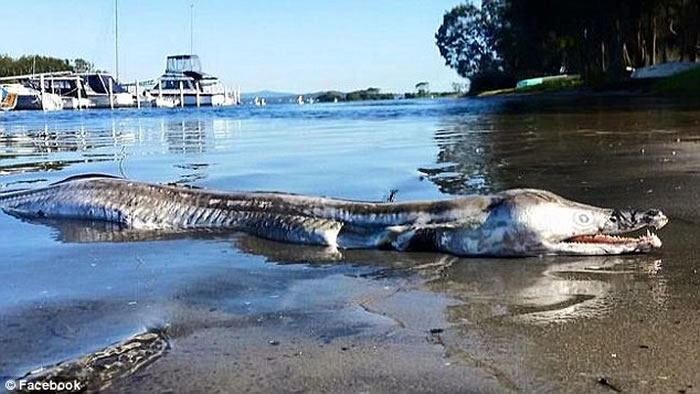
<box><xmin>50</xmin><ymin>173</ymin><xmax>124</xmax><ymax>186</ymax></box>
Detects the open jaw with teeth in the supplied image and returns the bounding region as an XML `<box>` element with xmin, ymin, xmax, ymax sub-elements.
<box><xmin>565</xmin><ymin>229</ymin><xmax>662</xmax><ymax>249</ymax></box>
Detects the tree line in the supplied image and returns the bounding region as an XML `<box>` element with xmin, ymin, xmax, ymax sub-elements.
<box><xmin>315</xmin><ymin>88</ymin><xmax>394</xmax><ymax>102</ymax></box>
<box><xmin>436</xmin><ymin>0</ymin><xmax>700</xmax><ymax>92</ymax></box>
<box><xmin>0</xmin><ymin>55</ymin><xmax>100</xmax><ymax>77</ymax></box>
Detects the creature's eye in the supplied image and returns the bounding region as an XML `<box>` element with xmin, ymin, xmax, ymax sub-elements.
<box><xmin>574</xmin><ymin>212</ymin><xmax>592</xmax><ymax>227</ymax></box>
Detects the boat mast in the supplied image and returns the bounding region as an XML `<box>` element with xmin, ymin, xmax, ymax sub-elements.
<box><xmin>115</xmin><ymin>0</ymin><xmax>119</xmax><ymax>82</ymax></box>
<box><xmin>190</xmin><ymin>3</ymin><xmax>194</xmax><ymax>55</ymax></box>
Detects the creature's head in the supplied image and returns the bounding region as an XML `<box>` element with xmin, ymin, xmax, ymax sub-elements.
<box><xmin>443</xmin><ymin>189</ymin><xmax>668</xmax><ymax>256</ymax></box>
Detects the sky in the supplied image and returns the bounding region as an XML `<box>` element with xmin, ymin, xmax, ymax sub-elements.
<box><xmin>2</xmin><ymin>1</ymin><xmax>466</xmax><ymax>93</ymax></box>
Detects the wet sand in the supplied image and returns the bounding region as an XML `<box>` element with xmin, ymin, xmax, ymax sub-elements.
<box><xmin>2</xmin><ymin>243</ymin><xmax>513</xmax><ymax>393</ymax></box>
<box><xmin>108</xmin><ymin>234</ymin><xmax>698</xmax><ymax>393</ymax></box>
<box><xmin>6</xmin><ymin>233</ymin><xmax>697</xmax><ymax>393</ymax></box>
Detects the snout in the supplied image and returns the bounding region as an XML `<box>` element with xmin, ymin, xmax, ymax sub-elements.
<box><xmin>606</xmin><ymin>208</ymin><xmax>668</xmax><ymax>233</ymax></box>
<box><xmin>642</xmin><ymin>209</ymin><xmax>668</xmax><ymax>230</ymax></box>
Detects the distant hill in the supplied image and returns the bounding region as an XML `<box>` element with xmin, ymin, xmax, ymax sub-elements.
<box><xmin>240</xmin><ymin>90</ymin><xmax>297</xmax><ymax>100</ymax></box>
<box><xmin>241</xmin><ymin>88</ymin><xmax>405</xmax><ymax>104</ymax></box>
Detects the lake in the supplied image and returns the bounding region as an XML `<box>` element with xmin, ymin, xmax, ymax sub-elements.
<box><xmin>1</xmin><ymin>97</ymin><xmax>698</xmax><ymax>392</ymax></box>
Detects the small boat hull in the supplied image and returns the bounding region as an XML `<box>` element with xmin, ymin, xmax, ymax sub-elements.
<box><xmin>152</xmin><ymin>92</ymin><xmax>227</xmax><ymax>107</ymax></box>
<box><xmin>0</xmin><ymin>88</ymin><xmax>17</xmax><ymax>111</ymax></box>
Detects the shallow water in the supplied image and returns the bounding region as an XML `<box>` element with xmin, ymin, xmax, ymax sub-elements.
<box><xmin>1</xmin><ymin>98</ymin><xmax>699</xmax><ymax>392</ymax></box>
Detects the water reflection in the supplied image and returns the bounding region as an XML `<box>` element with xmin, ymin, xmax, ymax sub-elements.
<box><xmin>422</xmin><ymin>106</ymin><xmax>700</xmax><ymax>197</ymax></box>
<box><xmin>219</xmin><ymin>238</ymin><xmax>671</xmax><ymax>326</ymax></box>
<box><xmin>234</xmin><ymin>236</ymin><xmax>669</xmax><ymax>325</ymax></box>
<box><xmin>0</xmin><ymin>116</ymin><xmax>243</xmax><ymax>190</ymax></box>
<box><xmin>162</xmin><ymin>119</ymin><xmax>207</xmax><ymax>154</ymax></box>
<box><xmin>20</xmin><ymin>216</ymin><xmax>669</xmax><ymax>327</ymax></box>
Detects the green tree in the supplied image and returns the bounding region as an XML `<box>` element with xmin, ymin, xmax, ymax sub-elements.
<box><xmin>72</xmin><ymin>58</ymin><xmax>95</xmax><ymax>73</ymax></box>
<box><xmin>0</xmin><ymin>54</ymin><xmax>73</xmax><ymax>77</ymax></box>
<box><xmin>346</xmin><ymin>88</ymin><xmax>393</xmax><ymax>101</ymax></box>
<box><xmin>415</xmin><ymin>81</ymin><xmax>430</xmax><ymax>95</ymax></box>
<box><xmin>436</xmin><ymin>0</ymin><xmax>700</xmax><ymax>90</ymax></box>
<box><xmin>435</xmin><ymin>3</ymin><xmax>502</xmax><ymax>78</ymax></box>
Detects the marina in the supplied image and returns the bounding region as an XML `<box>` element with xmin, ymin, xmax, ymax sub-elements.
<box><xmin>0</xmin><ymin>0</ymin><xmax>241</xmax><ymax>113</ymax></box>
<box><xmin>0</xmin><ymin>54</ymin><xmax>241</xmax><ymax>112</ymax></box>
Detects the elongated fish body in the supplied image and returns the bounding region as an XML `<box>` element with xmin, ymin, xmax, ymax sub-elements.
<box><xmin>0</xmin><ymin>175</ymin><xmax>668</xmax><ymax>256</ymax></box>
<box><xmin>0</xmin><ymin>176</ymin><xmax>490</xmax><ymax>248</ymax></box>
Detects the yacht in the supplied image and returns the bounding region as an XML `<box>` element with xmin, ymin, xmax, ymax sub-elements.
<box><xmin>78</xmin><ymin>73</ymin><xmax>135</xmax><ymax>108</ymax></box>
<box><xmin>1</xmin><ymin>83</ymin><xmax>63</xmax><ymax>111</ymax></box>
<box><xmin>29</xmin><ymin>74</ymin><xmax>91</xmax><ymax>109</ymax></box>
<box><xmin>26</xmin><ymin>73</ymin><xmax>131</xmax><ymax>109</ymax></box>
<box><xmin>148</xmin><ymin>55</ymin><xmax>229</xmax><ymax>106</ymax></box>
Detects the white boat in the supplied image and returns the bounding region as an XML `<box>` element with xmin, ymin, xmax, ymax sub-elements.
<box><xmin>1</xmin><ymin>83</ymin><xmax>63</xmax><ymax>111</ymax></box>
<box><xmin>78</xmin><ymin>73</ymin><xmax>135</xmax><ymax>108</ymax></box>
<box><xmin>31</xmin><ymin>74</ymin><xmax>91</xmax><ymax>110</ymax></box>
<box><xmin>62</xmin><ymin>97</ymin><xmax>92</xmax><ymax>110</ymax></box>
<box><xmin>147</xmin><ymin>55</ymin><xmax>230</xmax><ymax>107</ymax></box>
<box><xmin>154</xmin><ymin>96</ymin><xmax>178</xmax><ymax>108</ymax></box>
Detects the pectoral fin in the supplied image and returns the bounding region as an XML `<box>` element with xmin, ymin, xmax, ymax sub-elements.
<box><xmin>337</xmin><ymin>223</ymin><xmax>451</xmax><ymax>252</ymax></box>
<box><xmin>390</xmin><ymin>222</ymin><xmax>477</xmax><ymax>252</ymax></box>
<box><xmin>243</xmin><ymin>215</ymin><xmax>343</xmax><ymax>247</ymax></box>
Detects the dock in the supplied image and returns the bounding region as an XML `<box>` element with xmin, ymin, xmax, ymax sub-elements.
<box><xmin>0</xmin><ymin>58</ymin><xmax>242</xmax><ymax>112</ymax></box>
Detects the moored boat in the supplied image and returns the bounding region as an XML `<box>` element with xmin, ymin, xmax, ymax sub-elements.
<box><xmin>78</xmin><ymin>73</ymin><xmax>135</xmax><ymax>108</ymax></box>
<box><xmin>1</xmin><ymin>83</ymin><xmax>63</xmax><ymax>111</ymax></box>
<box><xmin>147</xmin><ymin>55</ymin><xmax>230</xmax><ymax>107</ymax></box>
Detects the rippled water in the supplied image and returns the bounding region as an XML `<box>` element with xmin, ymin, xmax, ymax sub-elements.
<box><xmin>1</xmin><ymin>98</ymin><xmax>699</xmax><ymax>391</ymax></box>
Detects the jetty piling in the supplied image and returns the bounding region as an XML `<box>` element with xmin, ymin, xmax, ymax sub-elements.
<box><xmin>76</xmin><ymin>76</ymin><xmax>83</xmax><ymax>110</ymax></box>
<box><xmin>179</xmin><ymin>81</ymin><xmax>184</xmax><ymax>108</ymax></box>
<box><xmin>135</xmin><ymin>80</ymin><xmax>140</xmax><ymax>109</ymax></box>
<box><xmin>39</xmin><ymin>74</ymin><xmax>46</xmax><ymax>112</ymax></box>
<box><xmin>109</xmin><ymin>78</ymin><xmax>114</xmax><ymax>109</ymax></box>
<box><xmin>196</xmin><ymin>82</ymin><xmax>200</xmax><ymax>107</ymax></box>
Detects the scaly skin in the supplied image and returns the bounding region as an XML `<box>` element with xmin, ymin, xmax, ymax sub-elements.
<box><xmin>0</xmin><ymin>175</ymin><xmax>668</xmax><ymax>256</ymax></box>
